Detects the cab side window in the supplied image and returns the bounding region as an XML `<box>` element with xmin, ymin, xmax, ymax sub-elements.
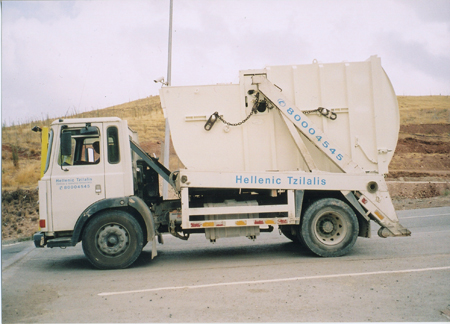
<box><xmin>107</xmin><ymin>126</ymin><xmax>120</xmax><ymax>164</ymax></box>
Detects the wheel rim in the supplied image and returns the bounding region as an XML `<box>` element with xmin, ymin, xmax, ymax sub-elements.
<box><xmin>96</xmin><ymin>223</ymin><xmax>130</xmax><ymax>257</ymax></box>
<box><xmin>312</xmin><ymin>210</ymin><xmax>348</xmax><ymax>246</ymax></box>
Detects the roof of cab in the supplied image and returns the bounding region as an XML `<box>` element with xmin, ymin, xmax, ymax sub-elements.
<box><xmin>51</xmin><ymin>117</ymin><xmax>122</xmax><ymax>125</ymax></box>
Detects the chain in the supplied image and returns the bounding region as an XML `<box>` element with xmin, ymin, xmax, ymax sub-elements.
<box><xmin>216</xmin><ymin>108</ymin><xmax>256</xmax><ymax>127</ymax></box>
<box><xmin>302</xmin><ymin>108</ymin><xmax>320</xmax><ymax>114</ymax></box>
<box><xmin>204</xmin><ymin>93</ymin><xmax>260</xmax><ymax>131</ymax></box>
<box><xmin>204</xmin><ymin>97</ymin><xmax>336</xmax><ymax>131</ymax></box>
<box><xmin>303</xmin><ymin>107</ymin><xmax>337</xmax><ymax>120</ymax></box>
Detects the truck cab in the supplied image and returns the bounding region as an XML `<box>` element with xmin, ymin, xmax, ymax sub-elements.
<box><xmin>34</xmin><ymin>117</ymin><xmax>164</xmax><ymax>269</ymax></box>
<box><xmin>37</xmin><ymin>118</ymin><xmax>133</xmax><ymax>236</ymax></box>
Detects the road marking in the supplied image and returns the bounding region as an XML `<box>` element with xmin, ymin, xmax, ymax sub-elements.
<box><xmin>3</xmin><ymin>242</ymin><xmax>24</xmax><ymax>247</ymax></box>
<box><xmin>98</xmin><ymin>265</ymin><xmax>450</xmax><ymax>297</ymax></box>
<box><xmin>402</xmin><ymin>213</ymin><xmax>450</xmax><ymax>220</ymax></box>
<box><xmin>411</xmin><ymin>230</ymin><xmax>450</xmax><ymax>235</ymax></box>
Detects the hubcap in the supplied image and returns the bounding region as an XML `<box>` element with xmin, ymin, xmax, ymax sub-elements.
<box><xmin>108</xmin><ymin>236</ymin><xmax>118</xmax><ymax>245</ymax></box>
<box><xmin>96</xmin><ymin>224</ymin><xmax>130</xmax><ymax>257</ymax></box>
<box><xmin>313</xmin><ymin>211</ymin><xmax>347</xmax><ymax>245</ymax></box>
<box><xmin>321</xmin><ymin>220</ymin><xmax>334</xmax><ymax>234</ymax></box>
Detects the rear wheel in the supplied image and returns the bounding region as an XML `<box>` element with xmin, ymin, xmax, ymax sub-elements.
<box><xmin>300</xmin><ymin>198</ymin><xmax>358</xmax><ymax>257</ymax></box>
<box><xmin>82</xmin><ymin>210</ymin><xmax>144</xmax><ymax>269</ymax></box>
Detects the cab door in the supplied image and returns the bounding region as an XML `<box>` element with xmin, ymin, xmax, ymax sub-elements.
<box><xmin>103</xmin><ymin>122</ymin><xmax>132</xmax><ymax>198</ymax></box>
<box><xmin>50</xmin><ymin>123</ymin><xmax>105</xmax><ymax>232</ymax></box>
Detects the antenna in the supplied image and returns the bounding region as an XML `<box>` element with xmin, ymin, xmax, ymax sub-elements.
<box><xmin>167</xmin><ymin>0</ymin><xmax>173</xmax><ymax>87</ymax></box>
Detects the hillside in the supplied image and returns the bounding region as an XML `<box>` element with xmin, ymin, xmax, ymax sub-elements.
<box><xmin>1</xmin><ymin>95</ymin><xmax>449</xmax><ymax>241</ymax></box>
<box><xmin>390</xmin><ymin>96</ymin><xmax>450</xmax><ymax>177</ymax></box>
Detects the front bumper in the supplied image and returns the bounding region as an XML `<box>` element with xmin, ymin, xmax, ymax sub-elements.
<box><xmin>33</xmin><ymin>232</ymin><xmax>45</xmax><ymax>247</ymax></box>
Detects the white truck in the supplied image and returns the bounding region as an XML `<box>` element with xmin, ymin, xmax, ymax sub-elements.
<box><xmin>33</xmin><ymin>56</ymin><xmax>410</xmax><ymax>269</ymax></box>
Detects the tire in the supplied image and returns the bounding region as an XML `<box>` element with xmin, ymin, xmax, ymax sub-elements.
<box><xmin>82</xmin><ymin>210</ymin><xmax>144</xmax><ymax>270</ymax></box>
<box><xmin>280</xmin><ymin>225</ymin><xmax>301</xmax><ymax>243</ymax></box>
<box><xmin>299</xmin><ymin>198</ymin><xmax>359</xmax><ymax>257</ymax></box>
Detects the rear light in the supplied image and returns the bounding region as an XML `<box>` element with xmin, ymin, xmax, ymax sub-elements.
<box><xmin>39</xmin><ymin>219</ymin><xmax>46</xmax><ymax>228</ymax></box>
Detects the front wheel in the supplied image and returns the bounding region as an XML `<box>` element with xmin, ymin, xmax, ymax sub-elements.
<box><xmin>300</xmin><ymin>198</ymin><xmax>359</xmax><ymax>257</ymax></box>
<box><xmin>82</xmin><ymin>210</ymin><xmax>144</xmax><ymax>270</ymax></box>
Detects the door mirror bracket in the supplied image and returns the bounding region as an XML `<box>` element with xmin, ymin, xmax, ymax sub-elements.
<box><xmin>60</xmin><ymin>132</ymin><xmax>72</xmax><ymax>171</ymax></box>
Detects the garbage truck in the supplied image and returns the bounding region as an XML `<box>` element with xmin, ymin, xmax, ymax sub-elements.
<box><xmin>33</xmin><ymin>56</ymin><xmax>411</xmax><ymax>269</ymax></box>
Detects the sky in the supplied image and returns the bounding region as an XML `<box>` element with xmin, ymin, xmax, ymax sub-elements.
<box><xmin>1</xmin><ymin>0</ymin><xmax>449</xmax><ymax>125</ymax></box>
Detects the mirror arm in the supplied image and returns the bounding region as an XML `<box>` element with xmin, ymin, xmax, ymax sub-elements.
<box><xmin>60</xmin><ymin>126</ymin><xmax>70</xmax><ymax>171</ymax></box>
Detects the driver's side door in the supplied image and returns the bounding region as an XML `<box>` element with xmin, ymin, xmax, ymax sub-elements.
<box><xmin>50</xmin><ymin>122</ymin><xmax>105</xmax><ymax>232</ymax></box>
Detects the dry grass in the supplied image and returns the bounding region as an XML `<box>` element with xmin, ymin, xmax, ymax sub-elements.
<box><xmin>16</xmin><ymin>163</ymin><xmax>41</xmax><ymax>185</ymax></box>
<box><xmin>67</xmin><ymin>96</ymin><xmax>166</xmax><ymax>142</ymax></box>
<box><xmin>1</xmin><ymin>160</ymin><xmax>41</xmax><ymax>189</ymax></box>
<box><xmin>398</xmin><ymin>95</ymin><xmax>450</xmax><ymax>125</ymax></box>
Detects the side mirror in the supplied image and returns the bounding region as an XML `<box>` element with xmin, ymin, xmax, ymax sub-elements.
<box><xmin>61</xmin><ymin>132</ymin><xmax>72</xmax><ymax>156</ymax></box>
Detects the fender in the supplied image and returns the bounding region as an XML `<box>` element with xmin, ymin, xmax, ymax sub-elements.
<box><xmin>71</xmin><ymin>196</ymin><xmax>156</xmax><ymax>245</ymax></box>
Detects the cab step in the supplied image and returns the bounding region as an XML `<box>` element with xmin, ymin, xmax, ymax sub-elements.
<box><xmin>47</xmin><ymin>237</ymin><xmax>74</xmax><ymax>248</ymax></box>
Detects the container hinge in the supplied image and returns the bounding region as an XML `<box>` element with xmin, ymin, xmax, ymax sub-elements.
<box><xmin>378</xmin><ymin>148</ymin><xmax>393</xmax><ymax>154</ymax></box>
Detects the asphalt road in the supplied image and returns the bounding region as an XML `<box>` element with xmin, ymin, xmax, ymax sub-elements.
<box><xmin>2</xmin><ymin>206</ymin><xmax>450</xmax><ymax>323</ymax></box>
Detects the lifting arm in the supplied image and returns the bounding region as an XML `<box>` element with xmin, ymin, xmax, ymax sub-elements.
<box><xmin>252</xmin><ymin>75</ymin><xmax>362</xmax><ymax>174</ymax></box>
<box><xmin>130</xmin><ymin>139</ymin><xmax>176</xmax><ymax>190</ymax></box>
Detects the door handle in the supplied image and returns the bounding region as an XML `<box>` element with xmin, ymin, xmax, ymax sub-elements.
<box><xmin>95</xmin><ymin>184</ymin><xmax>102</xmax><ymax>194</ymax></box>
